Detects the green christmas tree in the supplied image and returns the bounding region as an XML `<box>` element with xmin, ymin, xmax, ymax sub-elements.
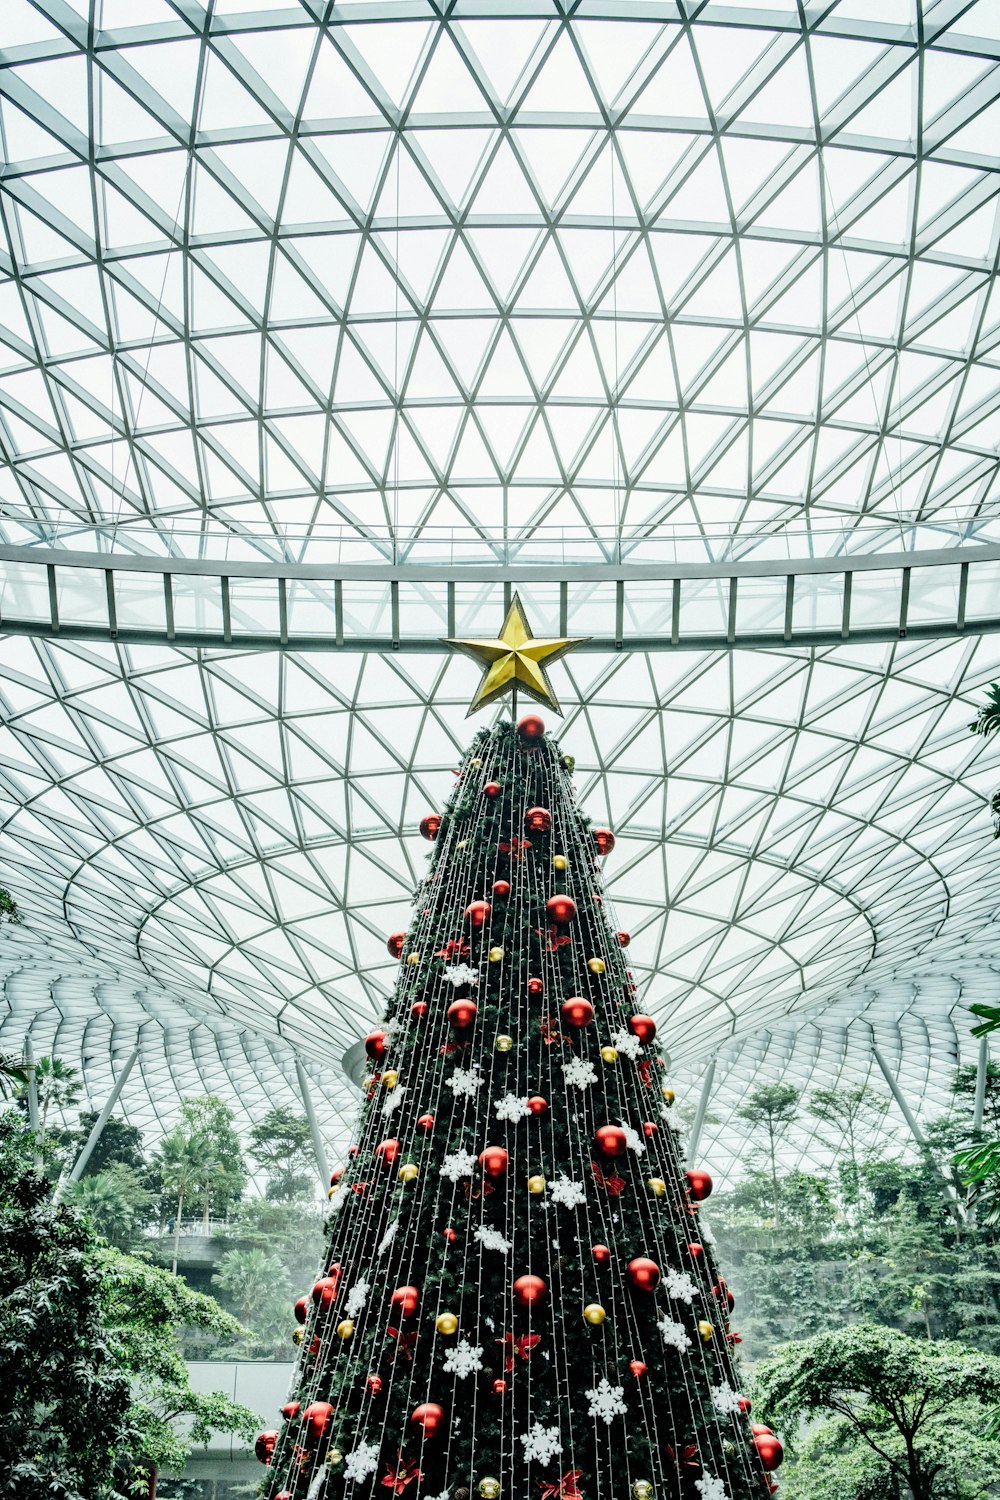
<box><xmin>258</xmin><ymin>715</ymin><xmax>779</xmax><ymax>1500</ymax></box>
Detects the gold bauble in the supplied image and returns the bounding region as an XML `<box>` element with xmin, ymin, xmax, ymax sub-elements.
<box><xmin>382</xmin><ymin>1069</ymin><xmax>399</xmax><ymax>1089</ymax></box>
<box><xmin>488</xmin><ymin>946</ymin><xmax>505</xmax><ymax>962</ymax></box>
<box><xmin>496</xmin><ymin>1034</ymin><xmax>514</xmax><ymax>1052</ymax></box>
<box><xmin>661</xmin><ymin>1086</ymin><xmax>675</xmax><ymax>1104</ymax></box>
<box><xmin>457</xmin><ymin>839</ymin><xmax>468</xmax><ymax>850</ymax></box>
<box><xmin>470</xmin><ymin>758</ymin><xmax>483</xmax><ymax>770</ymax></box>
<box><xmin>326</xmin><ymin>1449</ymin><xmax>344</xmax><ymax>1470</ymax></box>
<box><xmin>632</xmin><ymin>1483</ymin><xmax>654</xmax><ymax>1500</ymax></box>
<box><xmin>697</xmin><ymin>1320</ymin><xmax>714</xmax><ymax>1343</ymax></box>
<box><xmin>587</xmin><ymin>957</ymin><xmax>606</xmax><ymax>975</ymax></box>
<box><xmin>406</xmin><ymin>951</ymin><xmax>420</xmax><ymax>965</ymax></box>
<box><xmin>361</xmin><ymin>1075</ymin><xmax>375</xmax><ymax>1091</ymax></box>
<box><xmin>336</xmin><ymin>1318</ymin><xmax>355</xmax><ymax>1340</ymax></box>
<box><xmin>600</xmin><ymin>1046</ymin><xmax>619</xmax><ymax>1064</ymax></box>
<box><xmin>552</xmin><ymin>855</ymin><xmax>568</xmax><ymax>871</ymax></box>
<box><xmin>647</xmin><ymin>1177</ymin><xmax>666</xmax><ymax>1197</ymax></box>
<box><xmin>527</xmin><ymin>1174</ymin><xmax>546</xmax><ymax>1195</ymax></box>
<box><xmin>478</xmin><ymin>1481</ymin><xmax>500</xmax><ymax>1500</ymax></box>
<box><xmin>583</xmin><ymin>1303</ymin><xmax>607</xmax><ymax>1325</ymax></box>
<box><xmin>399</xmin><ymin>1163</ymin><xmax>419</xmax><ymax>1183</ymax></box>
<box><xmin>436</xmin><ymin>1312</ymin><xmax>459</xmax><ymax>1336</ymax></box>
<box><xmin>327</xmin><ymin>1185</ymin><xmax>338</xmax><ymax>1199</ymax></box>
<box><xmin>562</xmin><ymin>753</ymin><xmax>576</xmax><ymax>772</ymax></box>
<box><xmin>292</xmin><ymin>1327</ymin><xmax>304</xmax><ymax>1345</ymax></box>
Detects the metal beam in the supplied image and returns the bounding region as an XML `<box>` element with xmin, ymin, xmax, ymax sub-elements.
<box><xmin>22</xmin><ymin>1038</ymin><xmax>41</xmax><ymax>1171</ymax></box>
<box><xmin>973</xmin><ymin>1035</ymin><xmax>989</xmax><ymax>1133</ymax></box>
<box><xmin>687</xmin><ymin>1056</ymin><xmax>716</xmax><ymax>1162</ymax></box>
<box><xmin>61</xmin><ymin>1046</ymin><xmax>140</xmax><ymax>1192</ymax></box>
<box><xmin>871</xmin><ymin>1042</ymin><xmax>930</xmax><ymax>1148</ymax></box>
<box><xmin>296</xmin><ymin>1058</ymin><xmax>330</xmax><ymax>1189</ymax></box>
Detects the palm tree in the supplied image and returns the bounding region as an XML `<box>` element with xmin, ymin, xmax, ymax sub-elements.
<box><xmin>154</xmin><ymin>1128</ymin><xmax>219</xmax><ymax>1274</ymax></box>
<box><xmin>0</xmin><ymin>1053</ymin><xmax>29</xmax><ymax>1099</ymax></box>
<box><xmin>34</xmin><ymin>1056</ymin><xmax>82</xmax><ymax>1141</ymax></box>
<box><xmin>66</xmin><ymin>1166</ymin><xmax>152</xmax><ymax>1251</ymax></box>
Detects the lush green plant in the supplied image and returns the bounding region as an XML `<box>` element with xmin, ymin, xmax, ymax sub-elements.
<box><xmin>61</xmin><ymin>1112</ymin><xmax>146</xmax><ymax>1179</ymax></box>
<box><xmin>67</xmin><ymin>1165</ymin><xmax>154</xmax><ymax>1252</ymax></box>
<box><xmin>0</xmin><ymin>1109</ymin><xmax>136</xmax><ymax>1499</ymax></box>
<box><xmin>151</xmin><ymin>1127</ymin><xmax>219</xmax><ymax>1273</ymax></box>
<box><xmin>97</xmin><ymin>1248</ymin><xmax>259</xmax><ymax>1475</ymax></box>
<box><xmin>0</xmin><ymin>1051</ymin><xmax>29</xmax><ymax>1099</ymax></box>
<box><xmin>755</xmin><ymin>1324</ymin><xmax>1000</xmax><ymax>1500</ymax></box>
<box><xmin>247</xmin><ymin>1104</ymin><xmax>314</xmax><ymax>1201</ymax></box>
<box><xmin>735</xmin><ymin>1083</ymin><xmax>801</xmax><ymax>1223</ymax></box>
<box><xmin>212</xmin><ymin>1247</ymin><xmax>294</xmax><ymax>1356</ymax></box>
<box><xmin>33</xmin><ymin>1055</ymin><xmax>83</xmax><ymax>1141</ymax></box>
<box><xmin>178</xmin><ymin>1096</ymin><xmax>247</xmax><ymax>1223</ymax></box>
<box><xmin>0</xmin><ymin>885</ymin><xmax>21</xmax><ymax>924</ymax></box>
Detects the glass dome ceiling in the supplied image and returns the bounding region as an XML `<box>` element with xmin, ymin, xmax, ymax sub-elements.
<box><xmin>0</xmin><ymin>0</ymin><xmax>998</xmax><ymax>1175</ymax></box>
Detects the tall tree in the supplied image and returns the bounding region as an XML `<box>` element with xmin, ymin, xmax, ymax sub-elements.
<box><xmin>248</xmin><ymin>1105</ymin><xmax>313</xmax><ymax>1201</ymax></box>
<box><xmin>67</xmin><ymin>1164</ymin><xmax>153</xmax><ymax>1252</ymax></box>
<box><xmin>809</xmin><ymin>1086</ymin><xmax>891</xmax><ymax>1208</ymax></box>
<box><xmin>755</xmin><ymin>1324</ymin><xmax>1000</xmax><ymax>1500</ymax></box>
<box><xmin>61</xmin><ymin>1111</ymin><xmax>145</xmax><ymax>1178</ymax></box>
<box><xmin>153</xmin><ymin>1127</ymin><xmax>219</xmax><ymax>1273</ymax></box>
<box><xmin>179</xmin><ymin>1094</ymin><xmax>247</xmax><ymax>1224</ymax></box>
<box><xmin>260</xmin><ymin>716</ymin><xmax>770</xmax><ymax>1500</ymax></box>
<box><xmin>33</xmin><ymin>1055</ymin><xmax>83</xmax><ymax>1142</ymax></box>
<box><xmin>736</xmin><ymin>1083</ymin><xmax>801</xmax><ymax>1224</ymax></box>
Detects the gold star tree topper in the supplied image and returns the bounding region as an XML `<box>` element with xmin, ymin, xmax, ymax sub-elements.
<box><xmin>445</xmin><ymin>594</ymin><xmax>588</xmax><ymax>716</ymax></box>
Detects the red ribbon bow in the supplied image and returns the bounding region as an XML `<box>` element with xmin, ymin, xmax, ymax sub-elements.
<box><xmin>499</xmin><ymin>837</ymin><xmax>532</xmax><ymax>860</ymax></box>
<box><xmin>435</xmin><ymin>938</ymin><xmax>470</xmax><ymax>960</ymax></box>
<box><xmin>386</xmin><ymin>1328</ymin><xmax>419</xmax><ymax>1359</ymax></box>
<box><xmin>535</xmin><ymin>924</ymin><xmax>572</xmax><ymax>953</ymax></box>
<box><xmin>590</xmin><ymin>1159</ymin><xmax>626</xmax><ymax>1196</ymax></box>
<box><xmin>637</xmin><ymin>1059</ymin><xmax>654</xmax><ymax>1088</ymax></box>
<box><xmin>440</xmin><ymin>1039</ymin><xmax>470</xmax><ymax>1057</ymax></box>
<box><xmin>497</xmin><ymin>1331</ymin><xmax>541</xmax><ymax>1372</ymax></box>
<box><xmin>539</xmin><ymin>1017</ymin><xmax>566</xmax><ymax>1046</ymax></box>
<box><xmin>538</xmin><ymin>1471</ymin><xmax>583</xmax><ymax>1500</ymax></box>
<box><xmin>381</xmin><ymin>1455</ymin><xmax>422</xmax><ymax>1494</ymax></box>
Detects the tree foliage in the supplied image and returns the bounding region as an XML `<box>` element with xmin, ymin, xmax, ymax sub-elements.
<box><xmin>247</xmin><ymin>1104</ymin><xmax>314</xmax><ymax>1201</ymax></box>
<box><xmin>755</xmin><ymin>1324</ymin><xmax>1000</xmax><ymax>1500</ymax></box>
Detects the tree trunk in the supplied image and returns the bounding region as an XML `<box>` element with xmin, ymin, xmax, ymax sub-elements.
<box><xmin>768</xmin><ymin>1122</ymin><xmax>780</xmax><ymax>1226</ymax></box>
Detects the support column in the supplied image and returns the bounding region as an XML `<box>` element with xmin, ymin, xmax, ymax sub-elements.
<box><xmin>973</xmin><ymin>1034</ymin><xmax>989</xmax><ymax>1133</ymax></box>
<box><xmin>687</xmin><ymin>1056</ymin><xmax>716</xmax><ymax>1161</ymax></box>
<box><xmin>58</xmin><ymin>1046</ymin><xmax>140</xmax><ymax>1197</ymax></box>
<box><xmin>871</xmin><ymin>1038</ymin><xmax>962</xmax><ymax>1218</ymax></box>
<box><xmin>23</xmin><ymin>1037</ymin><xmax>41</xmax><ymax>1170</ymax></box>
<box><xmin>296</xmin><ymin>1057</ymin><xmax>330</xmax><ymax>1188</ymax></box>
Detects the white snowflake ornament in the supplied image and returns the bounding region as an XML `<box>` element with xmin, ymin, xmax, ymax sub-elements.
<box><xmin>494</xmin><ymin>1093</ymin><xmax>531</xmax><ymax>1122</ymax></box>
<box><xmin>657</xmin><ymin>1315</ymin><xmax>692</xmax><ymax>1351</ymax></box>
<box><xmin>519</xmin><ymin>1423</ymin><xmax>563</xmax><ymax>1465</ymax></box>
<box><xmin>562</xmin><ymin>1056</ymin><xmax>598</xmax><ymax>1091</ymax></box>
<box><xmin>441</xmin><ymin>1149</ymin><xmax>478</xmax><ymax>1182</ymax></box>
<box><xmin>344</xmin><ymin>1442</ymin><xmax>380</xmax><ymax>1483</ymax></box>
<box><xmin>447</xmin><ymin>1065</ymin><xmax>483</xmax><ymax>1098</ymax></box>
<box><xmin>548</xmin><ymin>1174</ymin><xmax>587</xmax><ymax>1209</ymax></box>
<box><xmin>442</xmin><ymin>1340</ymin><xmax>484</xmax><ymax>1378</ymax></box>
<box><xmin>695</xmin><ymin>1476</ymin><xmax>730</xmax><ymax>1500</ymax></box>
<box><xmin>444</xmin><ymin>964</ymin><xmax>479</xmax><ymax>988</ymax></box>
<box><xmin>585</xmin><ymin>1377</ymin><xmax>628</xmax><ymax>1425</ymax></box>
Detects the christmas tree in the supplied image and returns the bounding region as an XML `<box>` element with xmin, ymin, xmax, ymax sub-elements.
<box><xmin>257</xmin><ymin>709</ymin><xmax>782</xmax><ymax>1500</ymax></box>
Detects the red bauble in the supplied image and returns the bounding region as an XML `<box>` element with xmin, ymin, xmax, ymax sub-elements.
<box><xmin>754</xmin><ymin>1435</ymin><xmax>784</xmax><ymax>1472</ymax></box>
<box><xmin>616</xmin><ymin>930</ymin><xmax>630</xmax><ymax>946</ymax></box>
<box><xmin>751</xmin><ymin>1424</ymin><xmax>773</xmax><ymax>1437</ymax></box>
<box><xmin>479</xmin><ymin>1145</ymin><xmax>509</xmax><ymax>1178</ymax></box>
<box><xmin>546</xmin><ymin>894</ymin><xmax>577</xmax><ymax>925</ymax></box>
<box><xmin>738</xmin><ymin>1397</ymin><xmax>752</xmax><ymax>1415</ymax></box>
<box><xmin>687</xmin><ymin>1242</ymin><xmax>704</xmax><ymax>1260</ymax></box>
<box><xmin>518</xmin><ymin>714</ymin><xmax>545</xmax><ymax>741</ymax></box>
<box><xmin>465</xmin><ymin>899</ymin><xmax>492</xmax><ymax>930</ymax></box>
<box><xmin>561</xmin><ymin>997</ymin><xmax>594</xmax><ymax>1028</ymax></box>
<box><xmin>387</xmin><ymin>931</ymin><xmax>406</xmax><ymax>958</ymax></box>
<box><xmin>330</xmin><ymin>1167</ymin><xmax>344</xmax><ymax>1184</ymax></box>
<box><xmin>447</xmin><ymin>998</ymin><xmax>478</xmax><ymax>1029</ymax></box>
<box><xmin>642</xmin><ymin>1121</ymin><xmax>658</xmax><ymax>1138</ymax></box>
<box><xmin>483</xmin><ymin>782</ymin><xmax>501</xmax><ymax>799</ymax></box>
<box><xmin>443</xmin><ymin>1227</ymin><xmax>457</xmax><ymax>1243</ymax></box>
<box><xmin>416</xmin><ymin>1113</ymin><xmax>435</xmax><ymax>1131</ymax></box>
<box><xmin>275</xmin><ymin>1492</ymin><xmax>293</xmax><ymax>1500</ymax></box>
<box><xmin>390</xmin><ymin>1285</ymin><xmax>420</xmax><ymax>1318</ymax></box>
<box><xmin>527</xmin><ymin>1095</ymin><xmax>548</xmax><ymax>1116</ymax></box>
<box><xmin>419</xmin><ymin>813</ymin><xmax>441</xmax><ymax>841</ymax></box>
<box><xmin>513</xmin><ymin>1274</ymin><xmax>547</xmax><ymax>1306</ymax></box>
<box><xmin>594</xmin><ymin>1124</ymin><xmax>628</xmax><ymax>1157</ymax></box>
<box><xmin>592</xmin><ymin>1244</ymin><xmax>611</xmax><ymax>1264</ymax></box>
<box><xmin>492</xmin><ymin>879</ymin><xmax>511</xmax><ymax>898</ymax></box>
<box><xmin>628</xmin><ymin>1014</ymin><xmax>657</xmax><ymax>1045</ymax></box>
<box><xmin>303</xmin><ymin>1402</ymin><xmax>333</xmax><ymax>1438</ymax></box>
<box><xmin>293</xmin><ymin>1296</ymin><xmax>308</xmax><ymax>1324</ymax></box>
<box><xmin>685</xmin><ymin>1168</ymin><xmax>714</xmax><ymax>1201</ymax></box>
<box><xmin>281</xmin><ymin>1400</ymin><xmax>300</xmax><ymax>1421</ymax></box>
<box><xmin>255</xmin><ymin>1431</ymin><xmax>278</xmax><ymax>1465</ymax></box>
<box><xmin>493</xmin><ymin>1378</ymin><xmax>508</xmax><ymax>1395</ymax></box>
<box><xmin>593</xmin><ymin>826</ymin><xmax>616</xmax><ymax>856</ymax></box>
<box><xmin>627</xmin><ymin>1257</ymin><xmax>661</xmax><ymax>1292</ymax></box>
<box><xmin>365</xmin><ymin>1029</ymin><xmax>388</xmax><ymax>1061</ymax></box>
<box><xmin>629</xmin><ymin>1360</ymin><xmax>648</xmax><ymax>1379</ymax></box>
<box><xmin>411</xmin><ymin>1403</ymin><xmax>445</xmax><ymax>1438</ymax></box>
<box><xmin>410</xmin><ymin>1000</ymin><xmax>428</xmax><ymax>1019</ymax></box>
<box><xmin>311</xmin><ymin>1275</ymin><xmax>339</xmax><ymax>1307</ymax></box>
<box><xmin>527</xmin><ymin>977</ymin><xmax>544</xmax><ymax>997</ymax></box>
<box><xmin>374</xmin><ymin>1138</ymin><xmax>401</xmax><ymax>1166</ymax></box>
<box><xmin>524</xmin><ymin>806</ymin><xmax>551</xmax><ymax>834</ymax></box>
<box><xmin>367</xmin><ymin>1374</ymin><xmax>383</xmax><ymax>1395</ymax></box>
